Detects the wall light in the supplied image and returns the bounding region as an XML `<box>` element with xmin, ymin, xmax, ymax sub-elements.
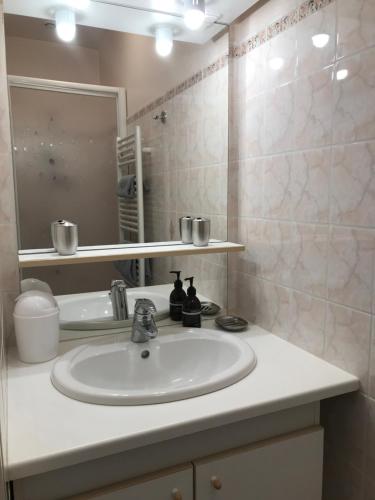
<box><xmin>55</xmin><ymin>9</ymin><xmax>76</xmax><ymax>42</ymax></box>
<box><xmin>312</xmin><ymin>33</ymin><xmax>330</xmax><ymax>48</ymax></box>
<box><xmin>336</xmin><ymin>69</ymin><xmax>349</xmax><ymax>81</ymax></box>
<box><xmin>155</xmin><ymin>26</ymin><xmax>173</xmax><ymax>57</ymax></box>
<box><xmin>269</xmin><ymin>57</ymin><xmax>284</xmax><ymax>71</ymax></box>
<box><xmin>184</xmin><ymin>0</ymin><xmax>205</xmax><ymax>31</ymax></box>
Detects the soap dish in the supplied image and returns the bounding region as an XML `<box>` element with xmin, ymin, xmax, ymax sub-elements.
<box><xmin>201</xmin><ymin>302</ymin><xmax>221</xmax><ymax>316</ymax></box>
<box><xmin>215</xmin><ymin>315</ymin><xmax>248</xmax><ymax>332</ymax></box>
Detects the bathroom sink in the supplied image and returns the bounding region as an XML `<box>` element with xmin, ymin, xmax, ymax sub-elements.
<box><xmin>56</xmin><ymin>289</ymin><xmax>169</xmax><ymax>330</ymax></box>
<box><xmin>51</xmin><ymin>329</ymin><xmax>257</xmax><ymax>405</ymax></box>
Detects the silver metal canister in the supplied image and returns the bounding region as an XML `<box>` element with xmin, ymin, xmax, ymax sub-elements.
<box><xmin>51</xmin><ymin>220</ymin><xmax>78</xmax><ymax>255</ymax></box>
<box><xmin>179</xmin><ymin>216</ymin><xmax>193</xmax><ymax>244</ymax></box>
<box><xmin>192</xmin><ymin>217</ymin><xmax>210</xmax><ymax>247</ymax></box>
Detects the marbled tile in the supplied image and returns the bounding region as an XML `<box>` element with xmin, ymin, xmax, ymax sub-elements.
<box><xmin>286</xmin><ymin>290</ymin><xmax>326</xmax><ymax>356</ymax></box>
<box><xmin>245</xmin><ymin>45</ymin><xmax>266</xmax><ymax>97</ymax></box>
<box><xmin>263</xmin><ymin>83</ymin><xmax>295</xmax><ymax>154</ymax></box>
<box><xmin>228</xmin><ymin>217</ymin><xmax>264</xmax><ymax>277</ymax></box>
<box><xmin>331</xmin><ymin>142</ymin><xmax>375</xmax><ymax>227</ymax></box>
<box><xmin>333</xmin><ymin>47</ymin><xmax>375</xmax><ymax>144</ymax></box>
<box><xmin>228</xmin><ymin>159</ymin><xmax>263</xmax><ymax>218</ymax></box>
<box><xmin>294</xmin><ymin>66</ymin><xmax>333</xmax><ymax>148</ymax></box>
<box><xmin>228</xmin><ymin>270</ymin><xmax>256</xmax><ymax>322</ymax></box>
<box><xmin>263</xmin><ymin>153</ymin><xmax>293</xmax><ymax>219</ymax></box>
<box><xmin>291</xmin><ymin>222</ymin><xmax>329</xmax><ymax>297</ymax></box>
<box><xmin>264</xmin><ymin>27</ymin><xmax>297</xmax><ymax>90</ymax></box>
<box><xmin>337</xmin><ymin>0</ymin><xmax>375</xmax><ymax>58</ymax></box>
<box><xmin>244</xmin><ymin>93</ymin><xmax>265</xmax><ymax>158</ymax></box>
<box><xmin>199</xmin><ymin>259</ymin><xmax>227</xmax><ymax>308</ymax></box>
<box><xmin>327</xmin><ymin>226</ymin><xmax>375</xmax><ymax>312</ymax></box>
<box><xmin>324</xmin><ymin>303</ymin><xmax>371</xmax><ymax>390</ymax></box>
<box><xmin>202</xmin><ymin>110</ymin><xmax>228</xmax><ymax>165</ymax></box>
<box><xmin>0</xmin><ymin>152</ymin><xmax>16</xmax><ymax>225</ymax></box>
<box><xmin>291</xmin><ymin>148</ymin><xmax>330</xmax><ymax>223</ymax></box>
<box><xmin>254</xmin><ymin>278</ymin><xmax>290</xmax><ymax>335</ymax></box>
<box><xmin>0</xmin><ymin>224</ymin><xmax>19</xmax><ymax>292</ymax></box>
<box><xmin>202</xmin><ymin>165</ymin><xmax>228</xmax><ymax>215</ymax></box>
<box><xmin>296</xmin><ymin>3</ymin><xmax>336</xmax><ymax>78</ymax></box>
<box><xmin>261</xmin><ymin>220</ymin><xmax>294</xmax><ymax>286</ymax></box>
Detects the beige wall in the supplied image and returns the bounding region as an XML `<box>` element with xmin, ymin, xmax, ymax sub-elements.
<box><xmin>5</xmin><ymin>35</ymin><xmax>100</xmax><ymax>84</ymax></box>
<box><xmin>228</xmin><ymin>0</ymin><xmax>375</xmax><ymax>497</ymax></box>
<box><xmin>98</xmin><ymin>29</ymin><xmax>228</xmax><ymax>116</ymax></box>
<box><xmin>0</xmin><ymin>0</ymin><xmax>20</xmax><ymax>495</ymax></box>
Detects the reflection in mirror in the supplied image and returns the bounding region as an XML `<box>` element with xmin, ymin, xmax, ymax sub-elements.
<box><xmin>4</xmin><ymin>3</ymin><xmax>228</xmax><ymax>331</ymax></box>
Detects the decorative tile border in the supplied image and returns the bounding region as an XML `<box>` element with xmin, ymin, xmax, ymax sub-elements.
<box><xmin>230</xmin><ymin>0</ymin><xmax>334</xmax><ymax>58</ymax></box>
<box><xmin>127</xmin><ymin>0</ymin><xmax>333</xmax><ymax>124</ymax></box>
<box><xmin>127</xmin><ymin>53</ymin><xmax>228</xmax><ymax>124</ymax></box>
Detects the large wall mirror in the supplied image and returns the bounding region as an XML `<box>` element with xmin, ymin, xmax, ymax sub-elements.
<box><xmin>4</xmin><ymin>0</ymin><xmax>232</xmax><ymax>333</ymax></box>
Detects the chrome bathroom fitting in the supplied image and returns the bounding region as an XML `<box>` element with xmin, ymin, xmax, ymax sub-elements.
<box><xmin>131</xmin><ymin>298</ymin><xmax>158</xmax><ymax>343</ymax></box>
<box><xmin>192</xmin><ymin>217</ymin><xmax>210</xmax><ymax>247</ymax></box>
<box><xmin>51</xmin><ymin>220</ymin><xmax>78</xmax><ymax>255</ymax></box>
<box><xmin>110</xmin><ymin>280</ymin><xmax>129</xmax><ymax>321</ymax></box>
<box><xmin>179</xmin><ymin>216</ymin><xmax>193</xmax><ymax>243</ymax></box>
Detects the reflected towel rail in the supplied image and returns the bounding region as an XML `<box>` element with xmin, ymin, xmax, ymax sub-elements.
<box><xmin>116</xmin><ymin>126</ymin><xmax>145</xmax><ymax>286</ymax></box>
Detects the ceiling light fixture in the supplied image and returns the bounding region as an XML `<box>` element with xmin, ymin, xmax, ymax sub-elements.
<box><xmin>184</xmin><ymin>0</ymin><xmax>205</xmax><ymax>31</ymax></box>
<box><xmin>55</xmin><ymin>8</ymin><xmax>76</xmax><ymax>42</ymax></box>
<box><xmin>312</xmin><ymin>33</ymin><xmax>330</xmax><ymax>48</ymax></box>
<box><xmin>155</xmin><ymin>26</ymin><xmax>173</xmax><ymax>57</ymax></box>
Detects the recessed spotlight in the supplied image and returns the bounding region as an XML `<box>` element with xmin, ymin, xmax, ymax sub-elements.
<box><xmin>55</xmin><ymin>8</ymin><xmax>76</xmax><ymax>42</ymax></box>
<box><xmin>336</xmin><ymin>68</ymin><xmax>349</xmax><ymax>81</ymax></box>
<box><xmin>155</xmin><ymin>26</ymin><xmax>173</xmax><ymax>57</ymax></box>
<box><xmin>312</xmin><ymin>33</ymin><xmax>330</xmax><ymax>48</ymax></box>
<box><xmin>269</xmin><ymin>57</ymin><xmax>284</xmax><ymax>71</ymax></box>
<box><xmin>184</xmin><ymin>0</ymin><xmax>205</xmax><ymax>31</ymax></box>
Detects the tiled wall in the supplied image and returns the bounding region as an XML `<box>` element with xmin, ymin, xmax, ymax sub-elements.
<box><xmin>128</xmin><ymin>62</ymin><xmax>228</xmax><ymax>306</ymax></box>
<box><xmin>228</xmin><ymin>0</ymin><xmax>375</xmax><ymax>497</ymax></box>
<box><xmin>0</xmin><ymin>0</ymin><xmax>19</xmax><ymax>493</ymax></box>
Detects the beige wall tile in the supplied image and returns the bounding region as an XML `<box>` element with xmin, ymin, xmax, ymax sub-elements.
<box><xmin>333</xmin><ymin>48</ymin><xmax>375</xmax><ymax>144</ymax></box>
<box><xmin>327</xmin><ymin>226</ymin><xmax>375</xmax><ymax>312</ymax></box>
<box><xmin>331</xmin><ymin>142</ymin><xmax>375</xmax><ymax>227</ymax></box>
<box><xmin>324</xmin><ymin>303</ymin><xmax>371</xmax><ymax>391</ymax></box>
<box><xmin>291</xmin><ymin>148</ymin><xmax>331</xmax><ymax>223</ymax></box>
<box><xmin>337</xmin><ymin>0</ymin><xmax>375</xmax><ymax>58</ymax></box>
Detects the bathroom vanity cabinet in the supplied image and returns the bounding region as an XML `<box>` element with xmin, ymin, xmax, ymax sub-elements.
<box><xmin>8</xmin><ymin>326</ymin><xmax>357</xmax><ymax>500</ymax></box>
<box><xmin>67</xmin><ymin>427</ymin><xmax>323</xmax><ymax>500</ymax></box>
<box><xmin>14</xmin><ymin>425</ymin><xmax>323</xmax><ymax>500</ymax></box>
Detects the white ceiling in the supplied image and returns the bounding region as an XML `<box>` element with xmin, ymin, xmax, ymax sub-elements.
<box><xmin>3</xmin><ymin>0</ymin><xmax>258</xmax><ymax>44</ymax></box>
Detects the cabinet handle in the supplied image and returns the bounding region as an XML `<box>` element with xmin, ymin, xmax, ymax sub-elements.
<box><xmin>171</xmin><ymin>487</ymin><xmax>182</xmax><ymax>500</ymax></box>
<box><xmin>211</xmin><ymin>476</ymin><xmax>222</xmax><ymax>490</ymax></box>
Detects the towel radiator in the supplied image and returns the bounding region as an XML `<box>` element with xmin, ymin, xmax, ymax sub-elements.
<box><xmin>116</xmin><ymin>126</ymin><xmax>145</xmax><ymax>287</ymax></box>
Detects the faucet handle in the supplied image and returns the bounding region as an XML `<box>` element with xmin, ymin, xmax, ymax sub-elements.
<box><xmin>111</xmin><ymin>279</ymin><xmax>126</xmax><ymax>290</ymax></box>
<box><xmin>134</xmin><ymin>298</ymin><xmax>157</xmax><ymax>316</ymax></box>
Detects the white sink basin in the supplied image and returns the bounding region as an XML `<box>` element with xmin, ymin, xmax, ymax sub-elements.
<box><xmin>56</xmin><ymin>288</ymin><xmax>170</xmax><ymax>330</ymax></box>
<box><xmin>51</xmin><ymin>329</ymin><xmax>256</xmax><ymax>405</ymax></box>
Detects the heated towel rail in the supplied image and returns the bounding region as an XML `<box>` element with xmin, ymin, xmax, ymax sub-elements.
<box><xmin>116</xmin><ymin>126</ymin><xmax>145</xmax><ymax>286</ymax></box>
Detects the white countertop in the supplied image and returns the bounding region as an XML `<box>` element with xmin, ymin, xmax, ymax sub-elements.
<box><xmin>6</xmin><ymin>323</ymin><xmax>359</xmax><ymax>481</ymax></box>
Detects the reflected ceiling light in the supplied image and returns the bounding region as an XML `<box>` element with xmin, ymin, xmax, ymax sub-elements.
<box><xmin>269</xmin><ymin>57</ymin><xmax>284</xmax><ymax>70</ymax></box>
<box><xmin>184</xmin><ymin>0</ymin><xmax>205</xmax><ymax>31</ymax></box>
<box><xmin>312</xmin><ymin>33</ymin><xmax>330</xmax><ymax>48</ymax></box>
<box><xmin>55</xmin><ymin>8</ymin><xmax>76</xmax><ymax>42</ymax></box>
<box><xmin>155</xmin><ymin>26</ymin><xmax>173</xmax><ymax>57</ymax></box>
<box><xmin>336</xmin><ymin>68</ymin><xmax>349</xmax><ymax>81</ymax></box>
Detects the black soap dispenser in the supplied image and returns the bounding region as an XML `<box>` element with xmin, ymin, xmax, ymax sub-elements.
<box><xmin>182</xmin><ymin>277</ymin><xmax>201</xmax><ymax>328</ymax></box>
<box><xmin>169</xmin><ymin>271</ymin><xmax>187</xmax><ymax>321</ymax></box>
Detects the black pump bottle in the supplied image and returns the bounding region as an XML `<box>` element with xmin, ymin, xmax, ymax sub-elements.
<box><xmin>169</xmin><ymin>271</ymin><xmax>187</xmax><ymax>321</ymax></box>
<box><xmin>182</xmin><ymin>277</ymin><xmax>201</xmax><ymax>328</ymax></box>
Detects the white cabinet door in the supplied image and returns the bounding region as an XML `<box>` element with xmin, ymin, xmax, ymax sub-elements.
<box><xmin>195</xmin><ymin>427</ymin><xmax>323</xmax><ymax>500</ymax></box>
<box><xmin>71</xmin><ymin>464</ymin><xmax>193</xmax><ymax>500</ymax></box>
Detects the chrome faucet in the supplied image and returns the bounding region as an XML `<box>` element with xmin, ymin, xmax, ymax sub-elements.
<box><xmin>131</xmin><ymin>299</ymin><xmax>158</xmax><ymax>343</ymax></box>
<box><xmin>110</xmin><ymin>280</ymin><xmax>129</xmax><ymax>321</ymax></box>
